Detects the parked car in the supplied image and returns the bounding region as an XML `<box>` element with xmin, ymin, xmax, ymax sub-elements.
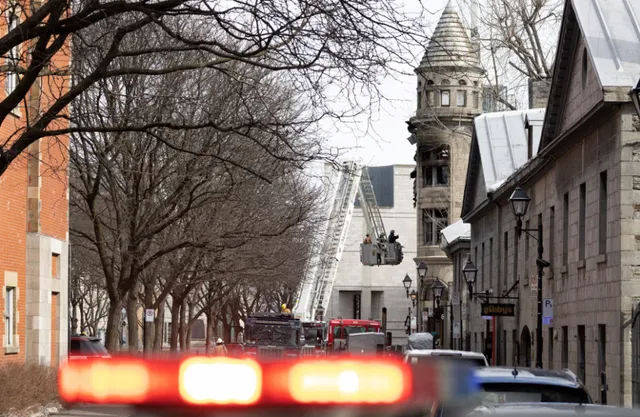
<box><xmin>466</xmin><ymin>403</ymin><xmax>638</xmax><ymax>417</ymax></box>
<box><xmin>429</xmin><ymin>367</ymin><xmax>592</xmax><ymax>417</ymax></box>
<box><xmin>69</xmin><ymin>334</ymin><xmax>111</xmax><ymax>359</ymax></box>
<box><xmin>404</xmin><ymin>349</ymin><xmax>489</xmax><ymax>366</ymax></box>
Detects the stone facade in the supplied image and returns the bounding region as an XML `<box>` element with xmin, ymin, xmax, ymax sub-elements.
<box><xmin>406</xmin><ymin>2</ymin><xmax>482</xmax><ymax>333</ymax></box>
<box><xmin>460</xmin><ymin>0</ymin><xmax>640</xmax><ymax>404</ymax></box>
<box><xmin>326</xmin><ymin>165</ymin><xmax>417</xmax><ymax>347</ymax></box>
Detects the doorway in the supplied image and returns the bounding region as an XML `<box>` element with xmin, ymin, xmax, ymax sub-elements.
<box><xmin>520</xmin><ymin>326</ymin><xmax>531</xmax><ymax>367</ymax></box>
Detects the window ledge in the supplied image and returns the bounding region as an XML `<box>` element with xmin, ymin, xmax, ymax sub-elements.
<box><xmin>560</xmin><ymin>265</ymin><xmax>568</xmax><ymax>274</ymax></box>
<box><xmin>4</xmin><ymin>346</ymin><xmax>19</xmax><ymax>355</ymax></box>
<box><xmin>577</xmin><ymin>259</ymin><xmax>586</xmax><ymax>270</ymax></box>
<box><xmin>597</xmin><ymin>253</ymin><xmax>607</xmax><ymax>264</ymax></box>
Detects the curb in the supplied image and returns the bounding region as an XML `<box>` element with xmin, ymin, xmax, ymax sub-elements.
<box><xmin>4</xmin><ymin>402</ymin><xmax>61</xmax><ymax>417</ymax></box>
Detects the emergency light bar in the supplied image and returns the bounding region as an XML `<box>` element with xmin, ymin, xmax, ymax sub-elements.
<box><xmin>59</xmin><ymin>356</ymin><xmax>478</xmax><ymax>408</ymax></box>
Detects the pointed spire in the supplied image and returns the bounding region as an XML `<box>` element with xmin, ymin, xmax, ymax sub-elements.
<box><xmin>418</xmin><ymin>1</ymin><xmax>482</xmax><ymax>73</ymax></box>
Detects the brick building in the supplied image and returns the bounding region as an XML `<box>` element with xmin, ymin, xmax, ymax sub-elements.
<box><xmin>1</xmin><ymin>8</ymin><xmax>70</xmax><ymax>365</ymax></box>
<box><xmin>460</xmin><ymin>0</ymin><xmax>640</xmax><ymax>406</ymax></box>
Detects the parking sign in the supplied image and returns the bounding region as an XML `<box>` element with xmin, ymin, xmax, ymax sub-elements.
<box><xmin>543</xmin><ymin>298</ymin><xmax>553</xmax><ymax>325</ymax></box>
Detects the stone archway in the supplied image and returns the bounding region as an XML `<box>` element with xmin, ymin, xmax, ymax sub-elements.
<box><xmin>520</xmin><ymin>326</ymin><xmax>532</xmax><ymax>367</ymax></box>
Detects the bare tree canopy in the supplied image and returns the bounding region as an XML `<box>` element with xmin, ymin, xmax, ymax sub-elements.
<box><xmin>0</xmin><ymin>0</ymin><xmax>430</xmax><ymax>177</ymax></box>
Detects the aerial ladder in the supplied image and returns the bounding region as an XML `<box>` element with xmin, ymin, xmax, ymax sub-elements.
<box><xmin>293</xmin><ymin>161</ymin><xmax>404</xmax><ymax>322</ymax></box>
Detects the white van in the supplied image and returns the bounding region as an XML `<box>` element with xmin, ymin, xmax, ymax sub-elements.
<box><xmin>404</xmin><ymin>349</ymin><xmax>489</xmax><ymax>366</ymax></box>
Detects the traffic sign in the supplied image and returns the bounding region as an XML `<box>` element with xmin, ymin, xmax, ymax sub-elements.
<box><xmin>543</xmin><ymin>298</ymin><xmax>554</xmax><ymax>325</ymax></box>
<box><xmin>145</xmin><ymin>309</ymin><xmax>155</xmax><ymax>323</ymax></box>
<box><xmin>452</xmin><ymin>292</ymin><xmax>460</xmax><ymax>305</ymax></box>
<box><xmin>453</xmin><ymin>322</ymin><xmax>461</xmax><ymax>338</ymax></box>
<box><xmin>530</xmin><ymin>274</ymin><xmax>538</xmax><ymax>295</ymax></box>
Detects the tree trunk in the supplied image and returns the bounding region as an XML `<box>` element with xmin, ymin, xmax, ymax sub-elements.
<box><xmin>79</xmin><ymin>299</ymin><xmax>85</xmax><ymax>333</ymax></box>
<box><xmin>179</xmin><ymin>299</ymin><xmax>187</xmax><ymax>350</ymax></box>
<box><xmin>170</xmin><ymin>299</ymin><xmax>181</xmax><ymax>352</ymax></box>
<box><xmin>143</xmin><ymin>285</ymin><xmax>155</xmax><ymax>354</ymax></box>
<box><xmin>127</xmin><ymin>293</ymin><xmax>139</xmax><ymax>353</ymax></box>
<box><xmin>104</xmin><ymin>300</ymin><xmax>123</xmax><ymax>352</ymax></box>
<box><xmin>186</xmin><ymin>302</ymin><xmax>196</xmax><ymax>349</ymax></box>
<box><xmin>153</xmin><ymin>301</ymin><xmax>166</xmax><ymax>351</ymax></box>
<box><xmin>205</xmin><ymin>308</ymin><xmax>213</xmax><ymax>354</ymax></box>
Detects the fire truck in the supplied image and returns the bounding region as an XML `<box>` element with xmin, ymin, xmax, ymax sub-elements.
<box><xmin>302</xmin><ymin>321</ymin><xmax>326</xmax><ymax>352</ymax></box>
<box><xmin>243</xmin><ymin>312</ymin><xmax>305</xmax><ymax>358</ymax></box>
<box><xmin>327</xmin><ymin>318</ymin><xmax>380</xmax><ymax>352</ymax></box>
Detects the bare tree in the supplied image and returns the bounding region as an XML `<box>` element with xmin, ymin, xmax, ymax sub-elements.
<box><xmin>0</xmin><ymin>0</ymin><xmax>431</xmax><ymax>177</ymax></box>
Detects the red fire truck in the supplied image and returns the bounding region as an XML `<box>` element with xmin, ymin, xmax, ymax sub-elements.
<box><xmin>327</xmin><ymin>319</ymin><xmax>380</xmax><ymax>351</ymax></box>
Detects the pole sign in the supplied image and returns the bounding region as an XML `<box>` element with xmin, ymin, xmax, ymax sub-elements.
<box><xmin>481</xmin><ymin>303</ymin><xmax>515</xmax><ymax>317</ymax></box>
<box><xmin>543</xmin><ymin>298</ymin><xmax>554</xmax><ymax>325</ymax></box>
<box><xmin>452</xmin><ymin>292</ymin><xmax>460</xmax><ymax>305</ymax></box>
<box><xmin>144</xmin><ymin>309</ymin><xmax>154</xmax><ymax>323</ymax></box>
<box><xmin>453</xmin><ymin>322</ymin><xmax>461</xmax><ymax>338</ymax></box>
<box><xmin>410</xmin><ymin>316</ymin><xmax>417</xmax><ymax>331</ymax></box>
<box><xmin>530</xmin><ymin>274</ymin><xmax>538</xmax><ymax>295</ymax></box>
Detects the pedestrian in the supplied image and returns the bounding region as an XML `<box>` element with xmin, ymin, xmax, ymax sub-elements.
<box><xmin>363</xmin><ymin>234</ymin><xmax>372</xmax><ymax>244</ymax></box>
<box><xmin>214</xmin><ymin>338</ymin><xmax>228</xmax><ymax>356</ymax></box>
<box><xmin>388</xmin><ymin>230</ymin><xmax>399</xmax><ymax>244</ymax></box>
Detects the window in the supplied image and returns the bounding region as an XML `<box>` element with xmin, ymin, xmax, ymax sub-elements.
<box><xmin>422</xmin><ymin>208</ymin><xmax>448</xmax><ymax>246</ymax></box>
<box><xmin>456</xmin><ymin>90</ymin><xmax>466</xmax><ymax>107</ymax></box>
<box><xmin>426</xmin><ymin>91</ymin><xmax>434</xmax><ymax>106</ymax></box>
<box><xmin>421</xmin><ymin>146</ymin><xmax>449</xmax><ymax>187</ymax></box>
<box><xmin>503</xmin><ymin>232</ymin><xmax>509</xmax><ymax>288</ymax></box>
<box><xmin>4</xmin><ymin>287</ymin><xmax>15</xmax><ymax>346</ymax></box>
<box><xmin>52</xmin><ymin>253</ymin><xmax>60</xmax><ymax>278</ymax></box>
<box><xmin>578</xmin><ymin>325</ymin><xmax>586</xmax><ymax>383</ymax></box>
<box><xmin>481</xmin><ymin>242</ymin><xmax>485</xmax><ymax>291</ymax></box>
<box><xmin>598</xmin><ymin>324</ymin><xmax>606</xmax><ymax>403</ymax></box>
<box><xmin>441</xmin><ymin>90</ymin><xmax>450</xmax><ymax>106</ymax></box>
<box><xmin>417</xmin><ymin>90</ymin><xmax>422</xmax><ymax>110</ymax></box>
<box><xmin>6</xmin><ymin>11</ymin><xmax>20</xmax><ymax>95</ymax></box>
<box><xmin>563</xmin><ymin>193</ymin><xmax>569</xmax><ymax>266</ymax></box>
<box><xmin>548</xmin><ymin>327</ymin><xmax>554</xmax><ymax>369</ymax></box>
<box><xmin>473</xmin><ymin>91</ymin><xmax>479</xmax><ymax>108</ymax></box>
<box><xmin>549</xmin><ymin>207</ymin><xmax>555</xmax><ymax>271</ymax></box>
<box><xmin>599</xmin><ymin>171</ymin><xmax>607</xmax><ymax>254</ymax></box>
<box><xmin>458</xmin><ymin>79</ymin><xmax>467</xmax><ymax>86</ymax></box>
<box><xmin>579</xmin><ymin>183</ymin><xmax>586</xmax><ymax>260</ymax></box>
<box><xmin>561</xmin><ymin>326</ymin><xmax>568</xmax><ymax>369</ymax></box>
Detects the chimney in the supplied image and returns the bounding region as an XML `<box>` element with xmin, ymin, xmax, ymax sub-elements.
<box><xmin>528</xmin><ymin>77</ymin><xmax>551</xmax><ymax>109</ymax></box>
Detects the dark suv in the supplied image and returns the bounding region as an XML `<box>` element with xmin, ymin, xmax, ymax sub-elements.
<box><xmin>69</xmin><ymin>335</ymin><xmax>111</xmax><ymax>359</ymax></box>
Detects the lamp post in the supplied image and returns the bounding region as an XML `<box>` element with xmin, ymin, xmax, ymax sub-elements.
<box><xmin>462</xmin><ymin>256</ymin><xmax>478</xmax><ymax>351</ymax></box>
<box><xmin>416</xmin><ymin>262</ymin><xmax>428</xmax><ymax>332</ymax></box>
<box><xmin>410</xmin><ymin>290</ymin><xmax>417</xmax><ymax>307</ymax></box>
<box><xmin>403</xmin><ymin>274</ymin><xmax>412</xmax><ymax>298</ymax></box>
<box><xmin>510</xmin><ymin>186</ymin><xmax>550</xmax><ymax>369</ymax></box>
<box><xmin>431</xmin><ymin>280</ymin><xmax>445</xmax><ymax>345</ymax></box>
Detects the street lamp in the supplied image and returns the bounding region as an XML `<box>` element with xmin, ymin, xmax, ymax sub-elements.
<box><xmin>462</xmin><ymin>256</ymin><xmax>478</xmax><ymax>299</ymax></box>
<box><xmin>509</xmin><ymin>186</ymin><xmax>550</xmax><ymax>369</ymax></box>
<box><xmin>410</xmin><ymin>290</ymin><xmax>417</xmax><ymax>307</ymax></box>
<box><xmin>403</xmin><ymin>273</ymin><xmax>412</xmax><ymax>297</ymax></box>
<box><xmin>416</xmin><ymin>261</ymin><xmax>428</xmax><ymax>332</ymax></box>
<box><xmin>432</xmin><ymin>280</ymin><xmax>445</xmax><ymax>309</ymax></box>
<box><xmin>630</xmin><ymin>79</ymin><xmax>640</xmax><ymax>117</ymax></box>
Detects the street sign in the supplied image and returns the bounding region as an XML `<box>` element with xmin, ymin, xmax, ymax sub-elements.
<box><xmin>453</xmin><ymin>322</ymin><xmax>461</xmax><ymax>338</ymax></box>
<box><xmin>543</xmin><ymin>298</ymin><xmax>554</xmax><ymax>325</ymax></box>
<box><xmin>481</xmin><ymin>303</ymin><xmax>515</xmax><ymax>317</ymax></box>
<box><xmin>452</xmin><ymin>292</ymin><xmax>460</xmax><ymax>305</ymax></box>
<box><xmin>410</xmin><ymin>316</ymin><xmax>417</xmax><ymax>331</ymax></box>
<box><xmin>144</xmin><ymin>309</ymin><xmax>154</xmax><ymax>323</ymax></box>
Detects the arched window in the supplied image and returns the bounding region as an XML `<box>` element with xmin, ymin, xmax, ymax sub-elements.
<box><xmin>473</xmin><ymin>81</ymin><xmax>479</xmax><ymax>88</ymax></box>
<box><xmin>427</xmin><ymin>79</ymin><xmax>435</xmax><ymax>86</ymax></box>
<box><xmin>442</xmin><ymin>79</ymin><xmax>451</xmax><ymax>85</ymax></box>
<box><xmin>459</xmin><ymin>79</ymin><xmax>467</xmax><ymax>86</ymax></box>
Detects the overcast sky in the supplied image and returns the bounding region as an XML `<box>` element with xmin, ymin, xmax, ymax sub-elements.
<box><xmin>323</xmin><ymin>0</ymin><xmax>453</xmax><ymax>167</ymax></box>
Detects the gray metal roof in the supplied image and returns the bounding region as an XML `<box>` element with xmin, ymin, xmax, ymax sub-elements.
<box><xmin>418</xmin><ymin>0</ymin><xmax>482</xmax><ymax>72</ymax></box>
<box><xmin>473</xmin><ymin>108</ymin><xmax>546</xmax><ymax>192</ymax></box>
<box><xmin>440</xmin><ymin>219</ymin><xmax>470</xmax><ymax>248</ymax></box>
<box><xmin>573</xmin><ymin>0</ymin><xmax>640</xmax><ymax>88</ymax></box>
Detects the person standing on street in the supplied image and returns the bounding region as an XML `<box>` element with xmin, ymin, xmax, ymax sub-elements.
<box><xmin>214</xmin><ymin>338</ymin><xmax>227</xmax><ymax>356</ymax></box>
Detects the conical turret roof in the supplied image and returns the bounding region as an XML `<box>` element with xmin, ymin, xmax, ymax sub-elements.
<box><xmin>419</xmin><ymin>1</ymin><xmax>482</xmax><ymax>72</ymax></box>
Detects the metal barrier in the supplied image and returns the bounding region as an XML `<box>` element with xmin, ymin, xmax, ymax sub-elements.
<box><xmin>258</xmin><ymin>346</ymin><xmax>284</xmax><ymax>359</ymax></box>
<box><xmin>301</xmin><ymin>346</ymin><xmax>316</xmax><ymax>357</ymax></box>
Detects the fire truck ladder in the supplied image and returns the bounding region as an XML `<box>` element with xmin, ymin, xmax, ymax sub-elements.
<box><xmin>359</xmin><ymin>166</ymin><xmax>387</xmax><ymax>243</ymax></box>
<box><xmin>296</xmin><ymin>161</ymin><xmax>362</xmax><ymax>322</ymax></box>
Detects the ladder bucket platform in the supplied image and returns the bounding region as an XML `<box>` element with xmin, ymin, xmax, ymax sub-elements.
<box><xmin>361</xmin><ymin>242</ymin><xmax>404</xmax><ymax>266</ymax></box>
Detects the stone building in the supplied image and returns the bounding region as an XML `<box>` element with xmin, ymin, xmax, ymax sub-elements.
<box><xmin>460</xmin><ymin>0</ymin><xmax>640</xmax><ymax>406</ymax></box>
<box><xmin>325</xmin><ymin>164</ymin><xmax>417</xmax><ymax>347</ymax></box>
<box><xmin>406</xmin><ymin>1</ymin><xmax>483</xmax><ymax>335</ymax></box>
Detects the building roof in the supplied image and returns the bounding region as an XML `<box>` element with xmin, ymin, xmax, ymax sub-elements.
<box><xmin>540</xmin><ymin>0</ymin><xmax>640</xmax><ymax>149</ymax></box>
<box><xmin>418</xmin><ymin>0</ymin><xmax>482</xmax><ymax>72</ymax></box>
<box><xmin>573</xmin><ymin>0</ymin><xmax>640</xmax><ymax>88</ymax></box>
<box><xmin>440</xmin><ymin>219</ymin><xmax>470</xmax><ymax>248</ymax></box>
<box><xmin>461</xmin><ymin>108</ymin><xmax>545</xmax><ymax>218</ymax></box>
